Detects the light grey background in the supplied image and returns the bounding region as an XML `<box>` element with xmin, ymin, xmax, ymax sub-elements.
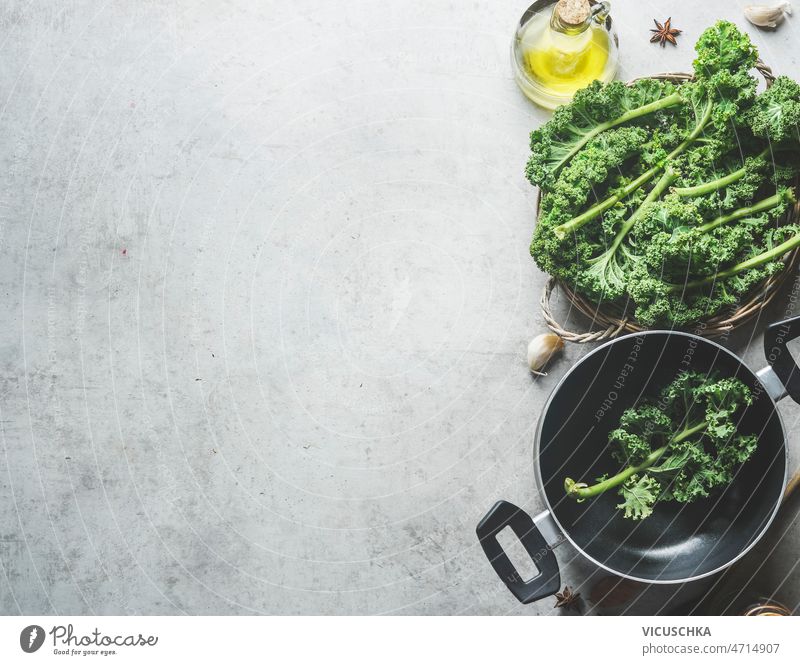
<box><xmin>1</xmin><ymin>0</ymin><xmax>799</xmax><ymax>615</ymax></box>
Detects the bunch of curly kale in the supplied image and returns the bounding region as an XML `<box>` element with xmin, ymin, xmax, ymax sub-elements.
<box><xmin>564</xmin><ymin>371</ymin><xmax>757</xmax><ymax>520</ymax></box>
<box><xmin>528</xmin><ymin>21</ymin><xmax>800</xmax><ymax>326</ymax></box>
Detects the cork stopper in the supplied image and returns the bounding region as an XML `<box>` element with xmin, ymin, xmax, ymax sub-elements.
<box><xmin>555</xmin><ymin>0</ymin><xmax>591</xmax><ymax>26</ymax></box>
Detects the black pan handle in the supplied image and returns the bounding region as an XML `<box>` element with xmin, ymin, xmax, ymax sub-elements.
<box><xmin>475</xmin><ymin>500</ymin><xmax>561</xmax><ymax>604</ymax></box>
<box><xmin>764</xmin><ymin>315</ymin><xmax>800</xmax><ymax>405</ymax></box>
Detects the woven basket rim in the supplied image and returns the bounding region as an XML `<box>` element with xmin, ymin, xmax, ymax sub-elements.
<box><xmin>539</xmin><ymin>62</ymin><xmax>800</xmax><ymax>343</ymax></box>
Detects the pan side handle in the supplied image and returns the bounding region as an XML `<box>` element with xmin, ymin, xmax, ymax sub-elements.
<box><xmin>764</xmin><ymin>315</ymin><xmax>800</xmax><ymax>404</ymax></box>
<box><xmin>475</xmin><ymin>501</ymin><xmax>561</xmax><ymax>604</ymax></box>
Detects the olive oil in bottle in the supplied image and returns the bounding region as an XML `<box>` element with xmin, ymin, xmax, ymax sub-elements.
<box><xmin>512</xmin><ymin>0</ymin><xmax>619</xmax><ymax>109</ymax></box>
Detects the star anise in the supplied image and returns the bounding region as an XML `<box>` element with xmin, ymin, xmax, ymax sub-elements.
<box><xmin>650</xmin><ymin>17</ymin><xmax>682</xmax><ymax>47</ymax></box>
<box><xmin>554</xmin><ymin>585</ymin><xmax>581</xmax><ymax>610</ymax></box>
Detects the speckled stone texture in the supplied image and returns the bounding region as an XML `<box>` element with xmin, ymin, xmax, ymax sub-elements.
<box><xmin>1</xmin><ymin>0</ymin><xmax>799</xmax><ymax>615</ymax></box>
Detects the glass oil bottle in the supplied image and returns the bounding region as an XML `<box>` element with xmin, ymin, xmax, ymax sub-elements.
<box><xmin>512</xmin><ymin>0</ymin><xmax>619</xmax><ymax>109</ymax></box>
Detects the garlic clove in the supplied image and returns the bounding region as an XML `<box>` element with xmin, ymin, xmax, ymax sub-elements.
<box><xmin>527</xmin><ymin>333</ymin><xmax>565</xmax><ymax>375</ymax></box>
<box><xmin>744</xmin><ymin>2</ymin><xmax>792</xmax><ymax>28</ymax></box>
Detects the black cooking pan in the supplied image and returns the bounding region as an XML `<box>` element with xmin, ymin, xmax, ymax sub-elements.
<box><xmin>477</xmin><ymin>316</ymin><xmax>800</xmax><ymax>604</ymax></box>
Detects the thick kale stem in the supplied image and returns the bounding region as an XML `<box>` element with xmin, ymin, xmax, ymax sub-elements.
<box><xmin>673</xmin><ymin>148</ymin><xmax>769</xmax><ymax>198</ymax></box>
<box><xmin>670</xmin><ymin>226</ymin><xmax>800</xmax><ymax>292</ymax></box>
<box><xmin>674</xmin><ymin>165</ymin><xmax>745</xmax><ymax>198</ymax></box>
<box><xmin>554</xmin><ymin>92</ymin><xmax>684</xmax><ymax>177</ymax></box>
<box><xmin>553</xmin><ymin>167</ymin><xmax>660</xmax><ymax>239</ymax></box>
<box><xmin>697</xmin><ymin>189</ymin><xmax>794</xmax><ymax>233</ymax></box>
<box><xmin>583</xmin><ymin>170</ymin><xmax>678</xmax><ymax>291</ymax></box>
<box><xmin>564</xmin><ymin>421</ymin><xmax>707</xmax><ymax>500</ymax></box>
<box><xmin>553</xmin><ymin>95</ymin><xmax>712</xmax><ymax>240</ymax></box>
<box><xmin>602</xmin><ymin>168</ymin><xmax>678</xmax><ymax>253</ymax></box>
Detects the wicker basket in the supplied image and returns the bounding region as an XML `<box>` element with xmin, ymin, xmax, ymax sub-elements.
<box><xmin>539</xmin><ymin>61</ymin><xmax>800</xmax><ymax>343</ymax></box>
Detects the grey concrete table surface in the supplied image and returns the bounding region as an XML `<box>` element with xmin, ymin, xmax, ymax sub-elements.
<box><xmin>1</xmin><ymin>0</ymin><xmax>799</xmax><ymax>616</ymax></box>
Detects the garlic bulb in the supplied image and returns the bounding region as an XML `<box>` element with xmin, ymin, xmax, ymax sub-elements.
<box><xmin>744</xmin><ymin>2</ymin><xmax>792</xmax><ymax>28</ymax></box>
<box><xmin>527</xmin><ymin>333</ymin><xmax>565</xmax><ymax>375</ymax></box>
